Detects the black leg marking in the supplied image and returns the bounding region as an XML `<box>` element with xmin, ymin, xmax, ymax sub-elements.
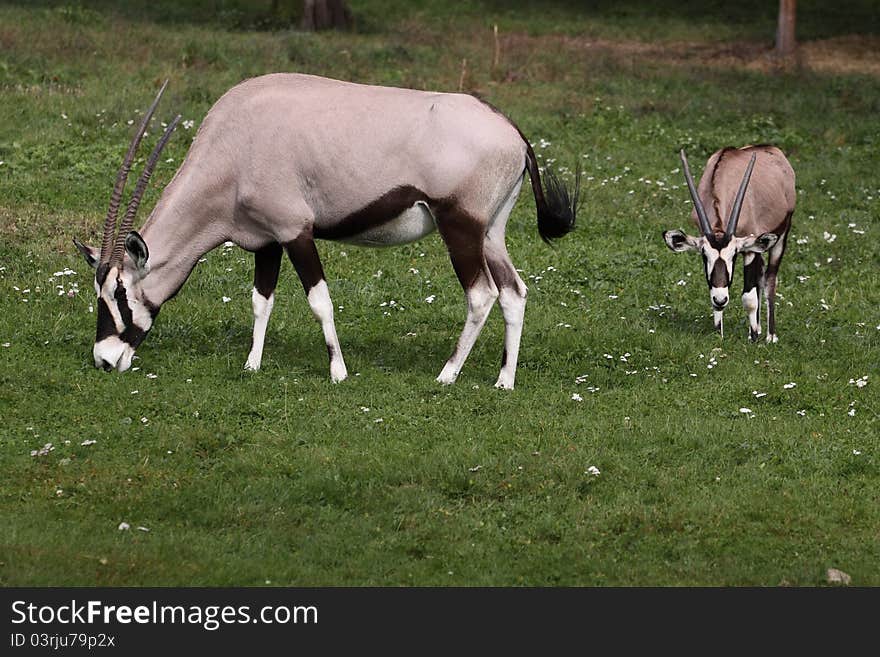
<box><xmin>765</xmin><ymin>229</ymin><xmax>789</xmax><ymax>339</ymax></box>
<box><xmin>285</xmin><ymin>232</ymin><xmax>325</xmax><ymax>295</ymax></box>
<box><xmin>254</xmin><ymin>243</ymin><xmax>283</xmax><ymax>298</ymax></box>
<box><xmin>743</xmin><ymin>253</ymin><xmax>764</xmax><ymax>342</ymax></box>
<box><xmin>285</xmin><ymin>232</ymin><xmax>346</xmax><ymax>382</ymax></box>
<box><xmin>434</xmin><ymin>205</ymin><xmax>487</xmax><ymax>290</ymax></box>
<box><xmin>432</xmin><ymin>201</ymin><xmax>497</xmax><ymax>384</ymax></box>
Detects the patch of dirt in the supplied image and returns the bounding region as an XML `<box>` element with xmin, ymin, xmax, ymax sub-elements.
<box><xmin>0</xmin><ymin>206</ymin><xmax>99</xmax><ymax>253</ymax></box>
<box><xmin>500</xmin><ymin>32</ymin><xmax>880</xmax><ymax>77</ymax></box>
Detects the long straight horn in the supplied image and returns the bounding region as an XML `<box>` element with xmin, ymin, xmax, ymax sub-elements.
<box><xmin>99</xmin><ymin>79</ymin><xmax>170</xmax><ymax>265</ymax></box>
<box><xmin>679</xmin><ymin>149</ymin><xmax>714</xmax><ymax>240</ymax></box>
<box><xmin>111</xmin><ymin>114</ymin><xmax>182</xmax><ymax>265</ymax></box>
<box><xmin>724</xmin><ymin>152</ymin><xmax>757</xmax><ymax>240</ymax></box>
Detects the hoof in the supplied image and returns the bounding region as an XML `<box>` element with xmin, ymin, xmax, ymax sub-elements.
<box><xmin>330</xmin><ymin>361</ymin><xmax>348</xmax><ymax>383</ymax></box>
<box><xmin>749</xmin><ymin>329</ymin><xmax>761</xmax><ymax>342</ymax></box>
<box><xmin>766</xmin><ymin>333</ymin><xmax>778</xmax><ymax>344</ymax></box>
<box><xmin>494</xmin><ymin>375</ymin><xmax>515</xmax><ymax>390</ymax></box>
<box><xmin>244</xmin><ymin>356</ymin><xmax>261</xmax><ymax>371</ymax></box>
<box><xmin>436</xmin><ymin>365</ymin><xmax>459</xmax><ymax>385</ymax></box>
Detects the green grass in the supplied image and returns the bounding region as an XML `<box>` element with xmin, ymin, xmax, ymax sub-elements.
<box><xmin>1</xmin><ymin>1</ymin><xmax>878</xmax><ymax>586</ymax></box>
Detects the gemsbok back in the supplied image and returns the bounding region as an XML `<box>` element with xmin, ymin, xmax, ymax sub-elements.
<box><xmin>74</xmin><ymin>74</ymin><xmax>580</xmax><ymax>389</ymax></box>
<box><xmin>663</xmin><ymin>145</ymin><xmax>795</xmax><ymax>342</ymax></box>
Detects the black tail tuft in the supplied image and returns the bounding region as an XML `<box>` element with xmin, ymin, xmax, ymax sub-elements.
<box><xmin>538</xmin><ymin>164</ymin><xmax>581</xmax><ymax>243</ymax></box>
<box><xmin>519</xmin><ymin>133</ymin><xmax>581</xmax><ymax>244</ymax></box>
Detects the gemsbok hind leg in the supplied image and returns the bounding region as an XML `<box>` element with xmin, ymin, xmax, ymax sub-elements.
<box><xmin>285</xmin><ymin>232</ymin><xmax>348</xmax><ymax>382</ymax></box>
<box><xmin>435</xmin><ymin>208</ymin><xmax>498</xmax><ymax>385</ymax></box>
<box><xmin>742</xmin><ymin>252</ymin><xmax>764</xmax><ymax>342</ymax></box>
<box><xmin>485</xmin><ymin>178</ymin><xmax>526</xmax><ymax>390</ymax></box>
<box><xmin>764</xmin><ymin>229</ymin><xmax>789</xmax><ymax>344</ymax></box>
<box><xmin>245</xmin><ymin>243</ymin><xmax>283</xmax><ymax>371</ymax></box>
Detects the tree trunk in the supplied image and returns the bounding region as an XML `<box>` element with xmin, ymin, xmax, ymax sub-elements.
<box><xmin>301</xmin><ymin>0</ymin><xmax>352</xmax><ymax>31</ymax></box>
<box><xmin>775</xmin><ymin>0</ymin><xmax>797</xmax><ymax>57</ymax></box>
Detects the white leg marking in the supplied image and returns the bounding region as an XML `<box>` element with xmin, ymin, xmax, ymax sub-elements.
<box><xmin>245</xmin><ymin>288</ymin><xmax>274</xmax><ymax>371</ymax></box>
<box><xmin>742</xmin><ymin>287</ymin><xmax>760</xmax><ymax>339</ymax></box>
<box><xmin>713</xmin><ymin>310</ymin><xmax>724</xmax><ymax>338</ymax></box>
<box><xmin>488</xmin><ymin>178</ymin><xmax>526</xmax><ymax>390</ymax></box>
<box><xmin>437</xmin><ymin>281</ymin><xmax>497</xmax><ymax>385</ymax></box>
<box><xmin>307</xmin><ymin>280</ymin><xmax>347</xmax><ymax>383</ymax></box>
<box><xmin>494</xmin><ymin>286</ymin><xmax>526</xmax><ymax>390</ymax></box>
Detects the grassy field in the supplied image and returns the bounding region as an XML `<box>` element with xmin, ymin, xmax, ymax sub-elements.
<box><xmin>1</xmin><ymin>1</ymin><xmax>878</xmax><ymax>586</ymax></box>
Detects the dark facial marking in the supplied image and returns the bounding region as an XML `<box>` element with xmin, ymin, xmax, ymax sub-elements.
<box><xmin>95</xmin><ymin>263</ymin><xmax>111</xmax><ymax>286</ymax></box>
<box><xmin>95</xmin><ymin>277</ymin><xmax>157</xmax><ymax>348</ymax></box>
<box><xmin>254</xmin><ymin>243</ymin><xmax>283</xmax><ymax>298</ymax></box>
<box><xmin>709</xmin><ymin>257</ymin><xmax>730</xmax><ymax>288</ymax></box>
<box><xmin>95</xmin><ymin>298</ymin><xmax>117</xmax><ymax>341</ymax></box>
<box><xmin>286</xmin><ymin>232</ymin><xmax>325</xmax><ymax>294</ymax></box>
<box><xmin>313</xmin><ymin>186</ymin><xmax>431</xmax><ymax>241</ymax></box>
<box><xmin>114</xmin><ymin>280</ymin><xmax>134</xmax><ymax>328</ymax></box>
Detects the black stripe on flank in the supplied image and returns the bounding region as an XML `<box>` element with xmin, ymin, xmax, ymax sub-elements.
<box><xmin>313</xmin><ymin>186</ymin><xmax>431</xmax><ymax>241</ymax></box>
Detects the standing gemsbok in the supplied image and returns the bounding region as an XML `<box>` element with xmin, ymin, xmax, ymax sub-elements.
<box><xmin>74</xmin><ymin>75</ymin><xmax>579</xmax><ymax>389</ymax></box>
<box><xmin>662</xmin><ymin>145</ymin><xmax>795</xmax><ymax>342</ymax></box>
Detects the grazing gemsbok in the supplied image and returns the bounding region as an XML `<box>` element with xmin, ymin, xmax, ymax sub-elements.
<box><xmin>662</xmin><ymin>145</ymin><xmax>795</xmax><ymax>342</ymax></box>
<box><xmin>74</xmin><ymin>74</ymin><xmax>579</xmax><ymax>388</ymax></box>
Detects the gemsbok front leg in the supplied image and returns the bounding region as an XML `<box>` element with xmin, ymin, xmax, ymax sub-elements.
<box><xmin>245</xmin><ymin>243</ymin><xmax>283</xmax><ymax>371</ymax></box>
<box><xmin>286</xmin><ymin>232</ymin><xmax>348</xmax><ymax>382</ymax></box>
<box><xmin>435</xmin><ymin>208</ymin><xmax>498</xmax><ymax>385</ymax></box>
<box><xmin>764</xmin><ymin>226</ymin><xmax>790</xmax><ymax>344</ymax></box>
<box><xmin>742</xmin><ymin>252</ymin><xmax>763</xmax><ymax>342</ymax></box>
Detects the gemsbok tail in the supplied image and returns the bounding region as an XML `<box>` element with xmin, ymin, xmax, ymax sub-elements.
<box><xmin>520</xmin><ymin>133</ymin><xmax>581</xmax><ymax>243</ymax></box>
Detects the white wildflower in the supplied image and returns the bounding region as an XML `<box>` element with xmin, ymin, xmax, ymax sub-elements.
<box><xmin>30</xmin><ymin>443</ymin><xmax>54</xmax><ymax>457</ymax></box>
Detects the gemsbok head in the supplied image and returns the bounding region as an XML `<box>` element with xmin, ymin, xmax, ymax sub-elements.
<box><xmin>74</xmin><ymin>81</ymin><xmax>180</xmax><ymax>372</ymax></box>
<box><xmin>75</xmin><ymin>75</ymin><xmax>580</xmax><ymax>388</ymax></box>
<box><xmin>663</xmin><ymin>146</ymin><xmax>795</xmax><ymax>342</ymax></box>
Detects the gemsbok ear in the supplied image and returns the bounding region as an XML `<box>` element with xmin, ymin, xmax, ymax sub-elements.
<box><xmin>663</xmin><ymin>229</ymin><xmax>700</xmax><ymax>253</ymax></box>
<box><xmin>124</xmin><ymin>231</ymin><xmax>150</xmax><ymax>272</ymax></box>
<box><xmin>740</xmin><ymin>232</ymin><xmax>778</xmax><ymax>253</ymax></box>
<box><xmin>73</xmin><ymin>238</ymin><xmax>99</xmax><ymax>269</ymax></box>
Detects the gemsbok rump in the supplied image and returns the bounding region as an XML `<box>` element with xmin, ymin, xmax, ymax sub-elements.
<box><xmin>663</xmin><ymin>146</ymin><xmax>795</xmax><ymax>342</ymax></box>
<box><xmin>74</xmin><ymin>74</ymin><xmax>580</xmax><ymax>389</ymax></box>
